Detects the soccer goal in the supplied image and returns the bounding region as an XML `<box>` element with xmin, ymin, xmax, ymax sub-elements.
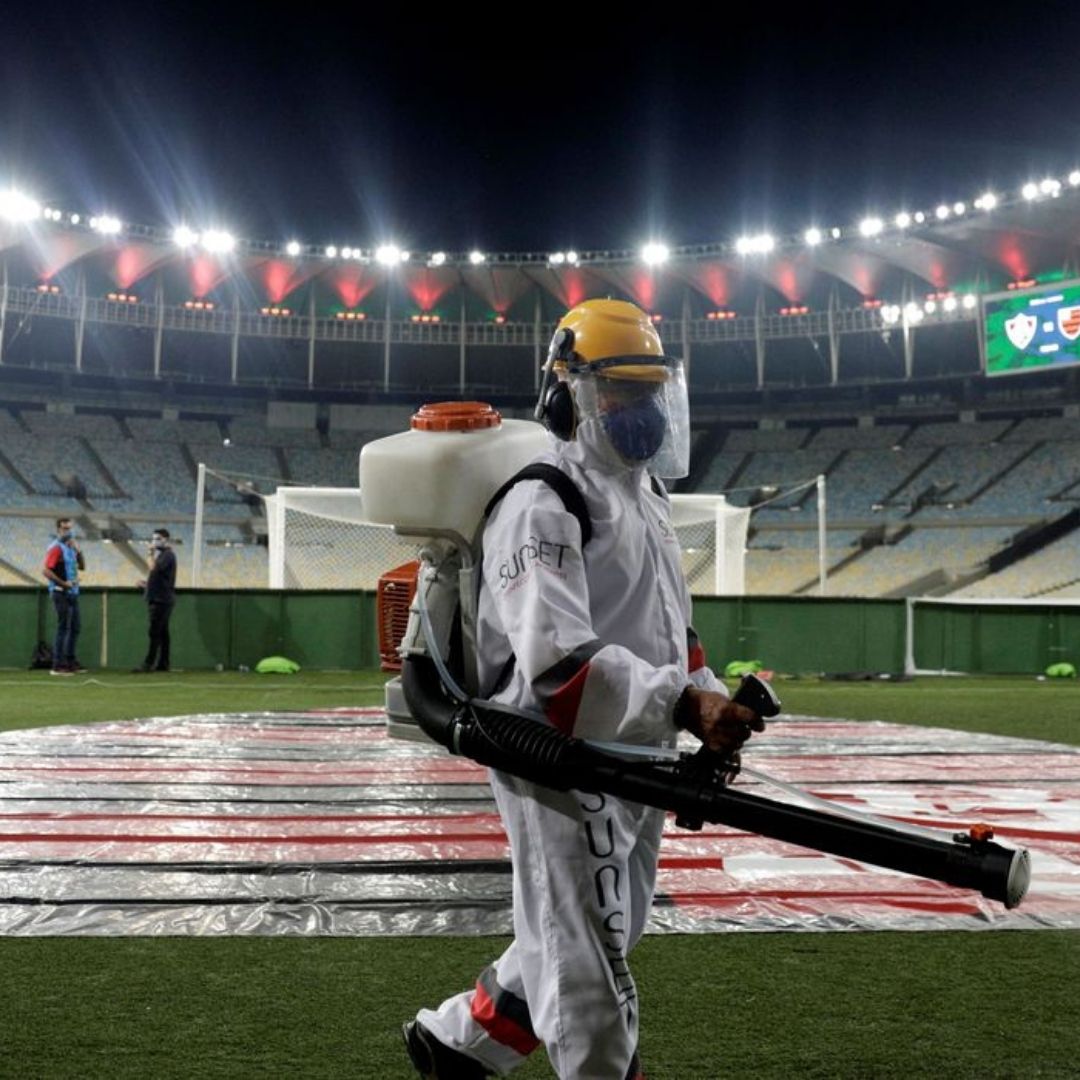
<box><xmin>263</xmin><ymin>485</ymin><xmax>750</xmax><ymax>595</ymax></box>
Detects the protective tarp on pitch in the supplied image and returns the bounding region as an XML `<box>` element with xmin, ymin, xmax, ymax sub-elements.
<box><xmin>0</xmin><ymin>708</ymin><xmax>1078</xmax><ymax>936</ymax></box>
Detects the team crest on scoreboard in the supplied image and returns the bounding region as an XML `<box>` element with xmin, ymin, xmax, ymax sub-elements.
<box><xmin>1058</xmin><ymin>305</ymin><xmax>1080</xmax><ymax>341</ymax></box>
<box><xmin>1004</xmin><ymin>312</ymin><xmax>1038</xmax><ymax>351</ymax></box>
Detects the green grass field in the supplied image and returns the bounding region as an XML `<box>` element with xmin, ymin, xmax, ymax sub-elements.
<box><xmin>1</xmin><ymin>671</ymin><xmax>1079</xmax><ymax>1078</ymax></box>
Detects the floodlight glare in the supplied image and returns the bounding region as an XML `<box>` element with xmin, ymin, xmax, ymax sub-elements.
<box><xmin>894</xmin><ymin>212</ymin><xmax>911</xmax><ymax>229</ymax></box>
<box><xmin>903</xmin><ymin>302</ymin><xmax>924</xmax><ymax>323</ymax></box>
<box><xmin>285</xmin><ymin>240</ymin><xmax>301</xmax><ymax>257</ymax></box>
<box><xmin>962</xmin><ymin>293</ymin><xmax>977</xmax><ymax>309</ymax></box>
<box><xmin>943</xmin><ymin>296</ymin><xmax>958</xmax><ymax>312</ymax></box>
<box><xmin>341</xmin><ymin>246</ymin><xmax>354</xmax><ymax>259</ymax></box>
<box><xmin>0</xmin><ymin>190</ymin><xmax>41</xmax><ymax>223</ymax></box>
<box><xmin>924</xmin><ymin>300</ymin><xmax>937</xmax><ymax>314</ymax></box>
<box><xmin>953</xmin><ymin>201</ymin><xmax>966</xmax><ymax>215</ymax></box>
<box><xmin>935</xmin><ymin>204</ymin><xmax>950</xmax><ymax>220</ymax></box>
<box><xmin>91</xmin><ymin>214</ymin><xmax>122</xmax><ymax>235</ymax></box>
<box><xmin>1040</xmin><ymin>177</ymin><xmax>1061</xmax><ymax>196</ymax></box>
<box><xmin>375</xmin><ymin>244</ymin><xmax>404</xmax><ymax>266</ymax></box>
<box><xmin>803</xmin><ymin>227</ymin><xmax>823</xmax><ymax>246</ymax></box>
<box><xmin>880</xmin><ymin>305</ymin><xmax>901</xmax><ymax>325</ymax></box>
<box><xmin>202</xmin><ymin>229</ymin><xmax>235</xmax><ymax>254</ymax></box>
<box><xmin>69</xmin><ymin>213</ymin><xmax>80</xmax><ymax>225</ymax></box>
<box><xmin>975</xmin><ymin>192</ymin><xmax>998</xmax><ymax>211</ymax></box>
<box><xmin>735</xmin><ymin>234</ymin><xmax>774</xmax><ymax>256</ymax></box>
<box><xmin>469</xmin><ymin>250</ymin><xmax>486</xmax><ymax>265</ymax></box>
<box><xmin>914</xmin><ymin>211</ymin><xmax>926</xmax><ymax>224</ymax></box>
<box><xmin>1070</xmin><ymin>171</ymin><xmax>1080</xmax><ymax>187</ymax></box>
<box><xmin>831</xmin><ymin>227</ymin><xmax>842</xmax><ymax>239</ymax></box>
<box><xmin>1022</xmin><ymin>182</ymin><xmax>1039</xmax><ymax>200</ymax></box>
<box><xmin>566</xmin><ymin>250</ymin><xmax>579</xmax><ymax>264</ymax></box>
<box><xmin>549</xmin><ymin>251</ymin><xmax>566</xmax><ymax>265</ymax></box>
<box><xmin>430</xmin><ymin>251</ymin><xmax>447</xmax><ymax>266</ymax></box>
<box><xmin>325</xmin><ymin>245</ymin><xmax>338</xmax><ymax>258</ymax></box>
<box><xmin>641</xmin><ymin>242</ymin><xmax>670</xmax><ymax>266</ymax></box>
<box><xmin>172</xmin><ymin>225</ymin><xmax>199</xmax><ymax>248</ymax></box>
<box><xmin>858</xmin><ymin>217</ymin><xmax>883</xmax><ymax>238</ymax></box>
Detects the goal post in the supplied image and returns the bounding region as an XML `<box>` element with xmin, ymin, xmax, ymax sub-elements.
<box><xmin>265</xmin><ymin>485</ymin><xmax>750</xmax><ymax>595</ymax></box>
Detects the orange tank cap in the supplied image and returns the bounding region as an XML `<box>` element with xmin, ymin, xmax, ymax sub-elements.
<box><xmin>411</xmin><ymin>401</ymin><xmax>501</xmax><ymax>432</ymax></box>
<box><xmin>969</xmin><ymin>823</ymin><xmax>995</xmax><ymax>843</ymax></box>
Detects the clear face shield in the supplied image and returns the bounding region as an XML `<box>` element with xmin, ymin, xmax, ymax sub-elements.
<box><xmin>571</xmin><ymin>357</ymin><xmax>690</xmax><ymax>478</ymax></box>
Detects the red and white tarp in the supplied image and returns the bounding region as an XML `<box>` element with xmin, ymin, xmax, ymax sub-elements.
<box><xmin>0</xmin><ymin>709</ymin><xmax>1077</xmax><ymax>935</ymax></box>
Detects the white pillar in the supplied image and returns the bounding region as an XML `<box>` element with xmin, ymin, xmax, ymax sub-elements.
<box><xmin>192</xmin><ymin>462</ymin><xmax>206</xmax><ymax>588</ymax></box>
<box><xmin>817</xmin><ymin>473</ymin><xmax>827</xmax><ymax>596</ymax></box>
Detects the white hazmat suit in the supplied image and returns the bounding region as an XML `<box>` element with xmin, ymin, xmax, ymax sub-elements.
<box><xmin>418</xmin><ymin>413</ymin><xmax>726</xmax><ymax>1080</ymax></box>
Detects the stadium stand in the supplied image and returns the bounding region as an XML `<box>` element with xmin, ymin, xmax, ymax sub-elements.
<box><xmin>1</xmin><ymin>393</ymin><xmax>1079</xmax><ymax>596</ymax></box>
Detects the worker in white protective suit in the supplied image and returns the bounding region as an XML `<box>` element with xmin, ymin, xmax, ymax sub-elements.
<box><xmin>405</xmin><ymin>298</ymin><xmax>763</xmax><ymax>1080</ymax></box>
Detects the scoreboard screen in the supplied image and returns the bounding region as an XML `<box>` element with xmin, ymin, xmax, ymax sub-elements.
<box><xmin>982</xmin><ymin>279</ymin><xmax>1080</xmax><ymax>376</ymax></box>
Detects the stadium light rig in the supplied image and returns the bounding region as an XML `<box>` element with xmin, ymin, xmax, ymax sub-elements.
<box><xmin>376</xmin><ymin>244</ymin><xmax>405</xmax><ymax>266</ymax></box>
<box><xmin>735</xmin><ymin>234</ymin><xmax>775</xmax><ymax>256</ymax></box>
<box><xmin>858</xmin><ymin>217</ymin><xmax>883</xmax><ymax>238</ymax></box>
<box><xmin>641</xmin><ymin>242</ymin><xmax>670</xmax><ymax>266</ymax></box>
<box><xmin>429</xmin><ymin>251</ymin><xmax>447</xmax><ymax>267</ymax></box>
<box><xmin>202</xmin><ymin>229</ymin><xmax>235</xmax><ymax>254</ymax></box>
<box><xmin>706</xmin><ymin>310</ymin><xmax>737</xmax><ymax>320</ymax></box>
<box><xmin>410</xmin><ymin>313</ymin><xmax>441</xmax><ymax>324</ymax></box>
<box><xmin>260</xmin><ymin>306</ymin><xmax>292</xmax><ymax>317</ymax></box>
<box><xmin>107</xmin><ymin>292</ymin><xmax>138</xmax><ymax>303</ymax></box>
<box><xmin>803</xmin><ymin>227</ymin><xmax>823</xmax><ymax>246</ymax></box>
<box><xmin>335</xmin><ymin>310</ymin><xmax>367</xmax><ymax>321</ymax></box>
<box><xmin>285</xmin><ymin>240</ymin><xmax>302</xmax><ymax>257</ymax></box>
<box><xmin>90</xmin><ymin>214</ymin><xmax>122</xmax><ymax>235</ymax></box>
<box><xmin>36</xmin><ymin>282</ymin><xmax>60</xmax><ymax>295</ymax></box>
<box><xmin>184</xmin><ymin>299</ymin><xmax>216</xmax><ymax>311</ymax></box>
<box><xmin>0</xmin><ymin>190</ymin><xmax>42</xmax><ymax>223</ymax></box>
<box><xmin>779</xmin><ymin>305</ymin><xmax>809</xmax><ymax>316</ymax></box>
<box><xmin>173</xmin><ymin>225</ymin><xmax>199</xmax><ymax>248</ymax></box>
<box><xmin>469</xmin><ymin>250</ymin><xmax>486</xmax><ymax>265</ymax></box>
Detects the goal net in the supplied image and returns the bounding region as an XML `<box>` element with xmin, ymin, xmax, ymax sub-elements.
<box><xmin>265</xmin><ymin>486</ymin><xmax>750</xmax><ymax>595</ymax></box>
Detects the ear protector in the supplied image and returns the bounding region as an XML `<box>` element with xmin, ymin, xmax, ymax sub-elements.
<box><xmin>537</xmin><ymin>327</ymin><xmax>578</xmax><ymax>441</ymax></box>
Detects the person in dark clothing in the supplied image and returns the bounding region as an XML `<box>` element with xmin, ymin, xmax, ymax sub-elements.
<box><xmin>135</xmin><ymin>528</ymin><xmax>177</xmax><ymax>672</ymax></box>
<box><xmin>42</xmin><ymin>517</ymin><xmax>86</xmax><ymax>675</ymax></box>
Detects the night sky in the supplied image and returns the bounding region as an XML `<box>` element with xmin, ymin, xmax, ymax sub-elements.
<box><xmin>4</xmin><ymin>4</ymin><xmax>1080</xmax><ymax>253</ymax></box>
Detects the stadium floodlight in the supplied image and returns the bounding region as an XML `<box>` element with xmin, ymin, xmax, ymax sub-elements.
<box><xmin>1021</xmin><ymin>181</ymin><xmax>1039</xmax><ymax>200</ymax></box>
<box><xmin>43</xmin><ymin>207</ymin><xmax>62</xmax><ymax>222</ymax></box>
<box><xmin>880</xmin><ymin>304</ymin><xmax>901</xmax><ymax>325</ymax></box>
<box><xmin>1070</xmin><ymin>171</ymin><xmax>1080</xmax><ymax>187</ymax></box>
<box><xmin>974</xmin><ymin>192</ymin><xmax>998</xmax><ymax>211</ymax></box>
<box><xmin>735</xmin><ymin>234</ymin><xmax>774</xmax><ymax>256</ymax></box>
<box><xmin>566</xmin><ymin>250</ymin><xmax>579</xmax><ymax>265</ymax></box>
<box><xmin>202</xmin><ymin>229</ymin><xmax>235</xmax><ymax>254</ymax></box>
<box><xmin>375</xmin><ymin>244</ymin><xmax>404</xmax><ymax>266</ymax></box>
<box><xmin>803</xmin><ymin>227</ymin><xmax>823</xmax><ymax>246</ymax></box>
<box><xmin>953</xmin><ymin>201</ymin><xmax>966</xmax><ymax>215</ymax></box>
<box><xmin>935</xmin><ymin>204</ymin><xmax>950</xmax><ymax>220</ymax></box>
<box><xmin>429</xmin><ymin>251</ymin><xmax>447</xmax><ymax>267</ymax></box>
<box><xmin>285</xmin><ymin>240</ymin><xmax>301</xmax><ymax>257</ymax></box>
<box><xmin>924</xmin><ymin>300</ymin><xmax>937</xmax><ymax>314</ymax></box>
<box><xmin>894</xmin><ymin>212</ymin><xmax>911</xmax><ymax>229</ymax></box>
<box><xmin>962</xmin><ymin>293</ymin><xmax>977</xmax><ymax>309</ymax></box>
<box><xmin>914</xmin><ymin>211</ymin><xmax>926</xmax><ymax>224</ymax></box>
<box><xmin>325</xmin><ymin>245</ymin><xmax>338</xmax><ymax>258</ymax></box>
<box><xmin>90</xmin><ymin>214</ymin><xmax>122</xmax><ymax>235</ymax></box>
<box><xmin>69</xmin><ymin>213</ymin><xmax>80</xmax><ymax>225</ymax></box>
<box><xmin>469</xmin><ymin>250</ymin><xmax>486</xmax><ymax>265</ymax></box>
<box><xmin>943</xmin><ymin>295</ymin><xmax>959</xmax><ymax>312</ymax></box>
<box><xmin>830</xmin><ymin>227</ymin><xmax>842</xmax><ymax>239</ymax></box>
<box><xmin>172</xmin><ymin>225</ymin><xmax>199</xmax><ymax>248</ymax></box>
<box><xmin>1040</xmin><ymin>177</ymin><xmax>1061</xmax><ymax>197</ymax></box>
<box><xmin>0</xmin><ymin>189</ymin><xmax>42</xmax><ymax>223</ymax></box>
<box><xmin>903</xmin><ymin>301</ymin><xmax>924</xmax><ymax>323</ymax></box>
<box><xmin>549</xmin><ymin>251</ymin><xmax>566</xmax><ymax>265</ymax></box>
<box><xmin>341</xmin><ymin>246</ymin><xmax>354</xmax><ymax>259</ymax></box>
<box><xmin>858</xmin><ymin>217</ymin><xmax>883</xmax><ymax>238</ymax></box>
<box><xmin>641</xmin><ymin>242</ymin><xmax>670</xmax><ymax>266</ymax></box>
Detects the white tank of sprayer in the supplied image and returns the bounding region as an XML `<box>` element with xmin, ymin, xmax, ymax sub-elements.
<box><xmin>360</xmin><ymin>402</ymin><xmax>548</xmax><ymax>539</ymax></box>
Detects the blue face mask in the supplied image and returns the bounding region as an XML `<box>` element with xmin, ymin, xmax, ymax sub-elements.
<box><xmin>601</xmin><ymin>395</ymin><xmax>667</xmax><ymax>462</ymax></box>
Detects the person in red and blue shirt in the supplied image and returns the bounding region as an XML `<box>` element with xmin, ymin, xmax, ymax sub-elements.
<box><xmin>42</xmin><ymin>517</ymin><xmax>85</xmax><ymax>675</ymax></box>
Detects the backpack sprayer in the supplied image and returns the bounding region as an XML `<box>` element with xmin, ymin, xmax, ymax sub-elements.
<box><xmin>360</xmin><ymin>403</ymin><xmax>1031</xmax><ymax>910</ymax></box>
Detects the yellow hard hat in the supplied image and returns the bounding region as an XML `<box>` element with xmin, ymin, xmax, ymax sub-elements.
<box><xmin>551</xmin><ymin>299</ymin><xmax>670</xmax><ymax>381</ymax></box>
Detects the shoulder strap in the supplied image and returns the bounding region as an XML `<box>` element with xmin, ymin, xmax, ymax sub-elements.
<box><xmin>483</xmin><ymin>463</ymin><xmax>593</xmax><ymax>547</ymax></box>
<box><xmin>649</xmin><ymin>474</ymin><xmax>667</xmax><ymax>500</ymax></box>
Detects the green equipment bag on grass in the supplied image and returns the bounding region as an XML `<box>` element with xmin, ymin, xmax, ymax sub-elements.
<box><xmin>1045</xmin><ymin>662</ymin><xmax>1077</xmax><ymax>678</ymax></box>
<box><xmin>255</xmin><ymin>656</ymin><xmax>301</xmax><ymax>675</ymax></box>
